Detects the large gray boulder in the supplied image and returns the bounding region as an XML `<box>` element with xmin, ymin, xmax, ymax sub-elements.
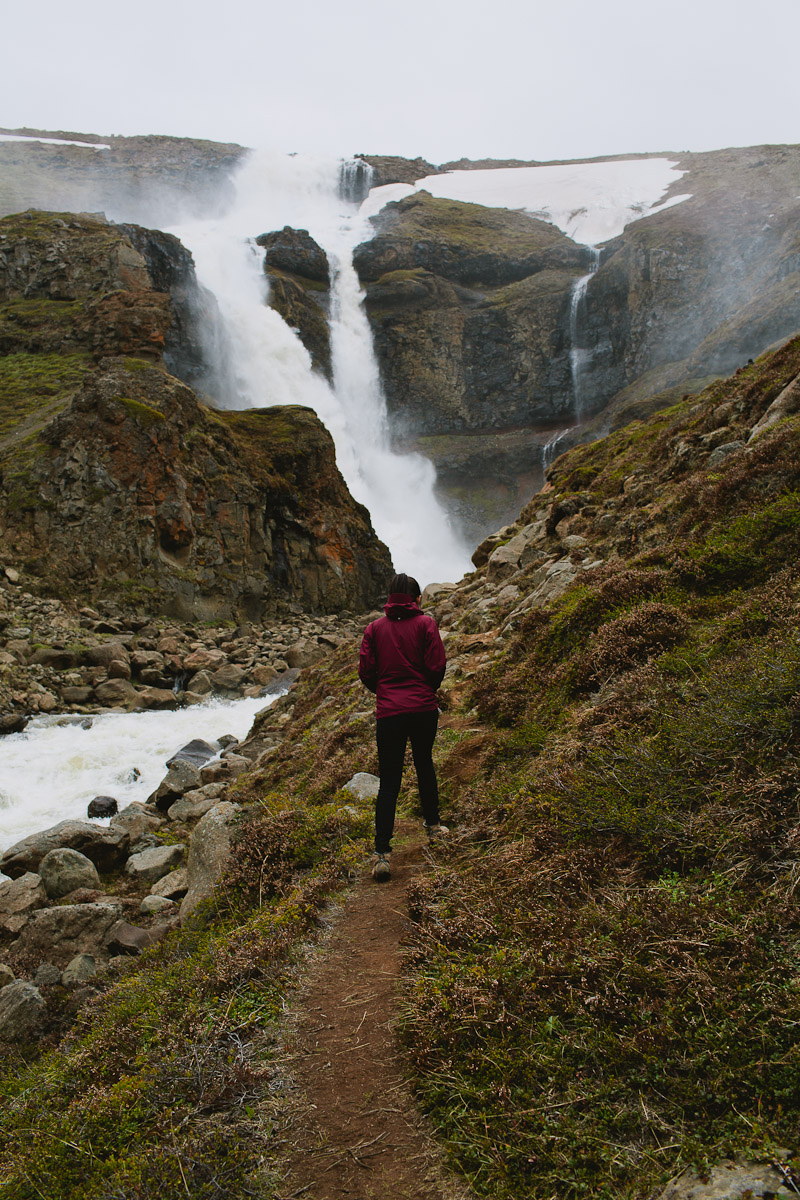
<box><xmin>10</xmin><ymin>902</ymin><xmax>123</xmax><ymax>967</ymax></box>
<box><xmin>38</xmin><ymin>848</ymin><xmax>100</xmax><ymax>899</ymax></box>
<box><xmin>166</xmin><ymin>739</ymin><xmax>220</xmax><ymax>768</ymax></box>
<box><xmin>124</xmin><ymin>843</ymin><xmax>185</xmax><ymax>885</ymax></box>
<box><xmin>180</xmin><ymin>802</ymin><xmax>239</xmax><ymax>921</ymax></box>
<box><xmin>0</xmin><ymin>980</ymin><xmax>45</xmax><ymax>1040</ymax></box>
<box><xmin>0</xmin><ymin>872</ymin><xmax>47</xmax><ymax>932</ymax></box>
<box><xmin>0</xmin><ymin>820</ymin><xmax>127</xmax><ymax>879</ymax></box>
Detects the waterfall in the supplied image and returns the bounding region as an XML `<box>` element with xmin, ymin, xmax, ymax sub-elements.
<box><xmin>541</xmin><ymin>428</ymin><xmax>572</xmax><ymax>475</ymax></box>
<box><xmin>569</xmin><ymin>248</ymin><xmax>600</xmax><ymax>421</ymax></box>
<box><xmin>168</xmin><ymin>151</ymin><xmax>470</xmax><ymax>585</ymax></box>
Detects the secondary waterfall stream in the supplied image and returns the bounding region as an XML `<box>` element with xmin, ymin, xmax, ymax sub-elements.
<box><xmin>169</xmin><ymin>151</ymin><xmax>470</xmax><ymax>585</ymax></box>
<box><xmin>569</xmin><ymin>247</ymin><xmax>601</xmax><ymax>421</ymax></box>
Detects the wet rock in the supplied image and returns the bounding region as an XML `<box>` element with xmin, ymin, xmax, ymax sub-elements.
<box><xmin>0</xmin><ymin>820</ymin><xmax>127</xmax><ymax>879</ymax></box>
<box><xmin>61</xmin><ymin>953</ymin><xmax>96</xmax><ymax>986</ymax></box>
<box><xmin>342</xmin><ymin>772</ymin><xmax>380</xmax><ymax>801</ymax></box>
<box><xmin>0</xmin><ymin>713</ymin><xmax>28</xmax><ymax>735</ymax></box>
<box><xmin>11</xmin><ymin>903</ymin><xmax>123</xmax><ymax>967</ymax></box>
<box><xmin>166</xmin><ymin>738</ymin><xmax>219</xmax><ymax>769</ymax></box>
<box><xmin>38</xmin><ymin>848</ymin><xmax>101</xmax><ymax>899</ymax></box>
<box><xmin>124</xmin><ymin>843</ymin><xmax>185</xmax><ymax>885</ymax></box>
<box><xmin>257</xmin><ymin>226</ymin><xmax>331</xmax><ymax>284</ymax></box>
<box><xmin>87</xmin><ymin>795</ymin><xmax>118</xmax><ymax>818</ymax></box>
<box><xmin>0</xmin><ymin>980</ymin><xmax>45</xmax><ymax>1039</ymax></box>
<box><xmin>180</xmin><ymin>802</ymin><xmax>239</xmax><ymax>921</ymax></box>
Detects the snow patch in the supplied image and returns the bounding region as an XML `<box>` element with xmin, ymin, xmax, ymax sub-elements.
<box><xmin>362</xmin><ymin>158</ymin><xmax>692</xmax><ymax>247</ymax></box>
<box><xmin>0</xmin><ymin>134</ymin><xmax>110</xmax><ymax>151</ymax></box>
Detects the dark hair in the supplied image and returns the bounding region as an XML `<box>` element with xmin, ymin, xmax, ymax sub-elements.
<box><xmin>389</xmin><ymin>573</ymin><xmax>421</xmax><ymax>598</ymax></box>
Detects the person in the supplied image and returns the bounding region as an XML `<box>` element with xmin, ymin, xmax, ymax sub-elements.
<box><xmin>358</xmin><ymin>573</ymin><xmax>448</xmax><ymax>881</ymax></box>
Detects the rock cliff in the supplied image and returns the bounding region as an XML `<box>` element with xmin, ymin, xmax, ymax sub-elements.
<box><xmin>0</xmin><ymin>211</ymin><xmax>391</xmax><ymax>619</ymax></box>
<box><xmin>257</xmin><ymin>227</ymin><xmax>332</xmax><ymax>380</ymax></box>
<box><xmin>353</xmin><ymin>146</ymin><xmax>800</xmax><ymax>541</ymax></box>
<box><xmin>0</xmin><ymin>128</ymin><xmax>246</xmax><ymax>227</ymax></box>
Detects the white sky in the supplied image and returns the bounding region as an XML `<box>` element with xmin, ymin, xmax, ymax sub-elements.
<box><xmin>1</xmin><ymin>0</ymin><xmax>798</xmax><ymax>162</ymax></box>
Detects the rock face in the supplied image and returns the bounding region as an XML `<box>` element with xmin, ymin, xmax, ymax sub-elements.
<box><xmin>257</xmin><ymin>227</ymin><xmax>332</xmax><ymax>379</ymax></box>
<box><xmin>352</xmin><ymin>147</ymin><xmax>800</xmax><ymax>541</ymax></box>
<box><xmin>0</xmin><ymin>211</ymin><xmax>391</xmax><ymax>620</ymax></box>
<box><xmin>354</xmin><ymin>190</ymin><xmax>589</xmax><ymax>439</ymax></box>
<box><xmin>0</xmin><ymin>129</ymin><xmax>246</xmax><ymax>228</ymax></box>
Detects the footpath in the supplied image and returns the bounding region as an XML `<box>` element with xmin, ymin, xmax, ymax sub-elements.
<box><xmin>278</xmin><ymin>819</ymin><xmax>472</xmax><ymax>1200</ymax></box>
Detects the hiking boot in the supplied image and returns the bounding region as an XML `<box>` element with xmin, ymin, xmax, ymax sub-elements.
<box><xmin>425</xmin><ymin>823</ymin><xmax>450</xmax><ymax>841</ymax></box>
<box><xmin>371</xmin><ymin>853</ymin><xmax>391</xmax><ymax>882</ymax></box>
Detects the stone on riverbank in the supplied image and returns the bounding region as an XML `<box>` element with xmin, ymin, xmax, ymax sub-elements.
<box><xmin>124</xmin><ymin>844</ymin><xmax>185</xmax><ymax>886</ymax></box>
<box><xmin>0</xmin><ymin>980</ymin><xmax>45</xmax><ymax>1040</ymax></box>
<box><xmin>38</xmin><ymin>848</ymin><xmax>101</xmax><ymax>899</ymax></box>
<box><xmin>0</xmin><ymin>821</ymin><xmax>127</xmax><ymax>880</ymax></box>
<box><xmin>9</xmin><ymin>903</ymin><xmax>123</xmax><ymax>968</ymax></box>
<box><xmin>180</xmin><ymin>802</ymin><xmax>238</xmax><ymax>921</ymax></box>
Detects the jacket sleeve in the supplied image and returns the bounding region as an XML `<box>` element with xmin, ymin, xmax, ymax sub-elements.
<box><xmin>358</xmin><ymin>624</ymin><xmax>378</xmax><ymax>693</ymax></box>
<box><xmin>423</xmin><ymin>618</ymin><xmax>447</xmax><ymax>690</ymax></box>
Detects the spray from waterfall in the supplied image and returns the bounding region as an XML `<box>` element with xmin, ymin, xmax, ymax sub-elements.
<box><xmin>569</xmin><ymin>248</ymin><xmax>600</xmax><ymax>421</ymax></box>
<box><xmin>168</xmin><ymin>151</ymin><xmax>470</xmax><ymax>585</ymax></box>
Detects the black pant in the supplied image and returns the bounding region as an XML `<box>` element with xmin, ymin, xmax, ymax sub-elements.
<box><xmin>374</xmin><ymin>709</ymin><xmax>440</xmax><ymax>853</ymax></box>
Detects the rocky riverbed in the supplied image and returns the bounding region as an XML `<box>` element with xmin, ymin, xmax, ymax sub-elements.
<box><xmin>0</xmin><ymin>563</ymin><xmax>371</xmax><ymax>728</ymax></box>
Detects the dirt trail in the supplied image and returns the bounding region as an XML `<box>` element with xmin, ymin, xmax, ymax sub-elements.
<box><xmin>277</xmin><ymin>819</ymin><xmax>468</xmax><ymax>1200</ymax></box>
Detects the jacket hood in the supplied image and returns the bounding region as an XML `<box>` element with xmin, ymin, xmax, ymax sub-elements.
<box><xmin>384</xmin><ymin>592</ymin><xmax>422</xmax><ymax>620</ymax></box>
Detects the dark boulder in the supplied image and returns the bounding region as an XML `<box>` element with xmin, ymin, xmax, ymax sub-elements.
<box><xmin>256</xmin><ymin>227</ymin><xmax>330</xmax><ymax>284</ymax></box>
<box><xmin>87</xmin><ymin>795</ymin><xmax>118</xmax><ymax>819</ymax></box>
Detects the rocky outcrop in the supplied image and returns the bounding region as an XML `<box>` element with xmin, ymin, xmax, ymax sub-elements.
<box><xmin>257</xmin><ymin>227</ymin><xmax>332</xmax><ymax>379</ymax></box>
<box><xmin>0</xmin><ymin>129</ymin><xmax>246</xmax><ymax>228</ymax></box>
<box><xmin>354</xmin><ymin>191</ymin><xmax>589</xmax><ymax>439</ymax></box>
<box><xmin>0</xmin><ymin>211</ymin><xmax>391</xmax><ymax>621</ymax></box>
<box><xmin>356</xmin><ymin>156</ymin><xmax>439</xmax><ymax>187</ymax></box>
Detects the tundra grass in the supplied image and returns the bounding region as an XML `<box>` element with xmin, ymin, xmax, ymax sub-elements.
<box><xmin>0</xmin><ymin>799</ymin><xmax>371</xmax><ymax>1200</ymax></box>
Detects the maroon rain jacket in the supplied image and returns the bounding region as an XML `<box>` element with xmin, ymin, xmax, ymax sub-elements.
<box><xmin>358</xmin><ymin>593</ymin><xmax>447</xmax><ymax>719</ymax></box>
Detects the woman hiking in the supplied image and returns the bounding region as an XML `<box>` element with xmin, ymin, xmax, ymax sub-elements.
<box><xmin>358</xmin><ymin>573</ymin><xmax>449</xmax><ymax>881</ymax></box>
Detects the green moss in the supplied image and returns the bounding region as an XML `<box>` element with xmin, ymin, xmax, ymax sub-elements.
<box><xmin>117</xmin><ymin>396</ymin><xmax>167</xmax><ymax>426</ymax></box>
<box><xmin>0</xmin><ymin>352</ymin><xmax>90</xmax><ymax>438</ymax></box>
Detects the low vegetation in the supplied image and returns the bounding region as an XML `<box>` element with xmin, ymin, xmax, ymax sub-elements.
<box><xmin>1</xmin><ymin>334</ymin><xmax>800</xmax><ymax>1198</ymax></box>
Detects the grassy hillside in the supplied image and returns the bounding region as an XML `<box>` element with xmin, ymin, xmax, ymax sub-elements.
<box><xmin>1</xmin><ymin>336</ymin><xmax>799</xmax><ymax>1198</ymax></box>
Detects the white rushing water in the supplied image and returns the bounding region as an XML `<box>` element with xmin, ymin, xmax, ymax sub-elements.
<box><xmin>0</xmin><ymin>696</ymin><xmax>271</xmax><ymax>854</ymax></box>
<box><xmin>569</xmin><ymin>247</ymin><xmax>601</xmax><ymax>420</ymax></box>
<box><xmin>169</xmin><ymin>150</ymin><xmax>471</xmax><ymax>585</ymax></box>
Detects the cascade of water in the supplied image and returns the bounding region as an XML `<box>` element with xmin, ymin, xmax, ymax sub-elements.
<box><xmin>569</xmin><ymin>248</ymin><xmax>601</xmax><ymax>421</ymax></box>
<box><xmin>541</xmin><ymin>428</ymin><xmax>572</xmax><ymax>474</ymax></box>
<box><xmin>169</xmin><ymin>151</ymin><xmax>469</xmax><ymax>584</ymax></box>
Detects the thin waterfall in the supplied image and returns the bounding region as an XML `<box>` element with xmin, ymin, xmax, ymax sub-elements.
<box><xmin>541</xmin><ymin>428</ymin><xmax>572</xmax><ymax>475</ymax></box>
<box><xmin>569</xmin><ymin>248</ymin><xmax>600</xmax><ymax>421</ymax></box>
<box><xmin>168</xmin><ymin>151</ymin><xmax>470</xmax><ymax>584</ymax></box>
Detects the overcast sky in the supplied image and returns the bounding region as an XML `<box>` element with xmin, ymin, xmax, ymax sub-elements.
<box><xmin>3</xmin><ymin>0</ymin><xmax>798</xmax><ymax>162</ymax></box>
